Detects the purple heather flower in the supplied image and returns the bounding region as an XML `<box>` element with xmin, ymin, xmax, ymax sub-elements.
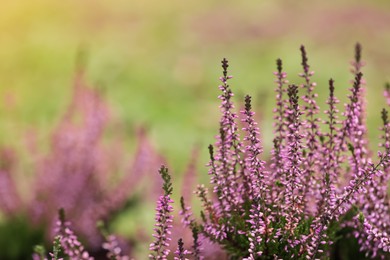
<box><xmin>179</xmin><ymin>196</ymin><xmax>195</xmax><ymax>228</ymax></box>
<box><xmin>214</xmin><ymin>58</ymin><xmax>244</xmax><ymax>211</ymax></box>
<box><xmin>348</xmin><ymin>108</ymin><xmax>390</xmax><ymax>258</ymax></box>
<box><xmin>246</xmin><ymin>202</ymin><xmax>266</xmax><ymax>258</ymax></box>
<box><xmin>149</xmin><ymin>195</ymin><xmax>174</xmax><ymax>260</ymax></box>
<box><xmin>270</xmin><ymin>58</ymin><xmax>289</xmax><ymax>202</ymax></box>
<box><xmin>55</xmin><ymin>209</ymin><xmax>93</xmax><ymax>260</ymax></box>
<box><xmin>305</xmin><ymin>217</ymin><xmax>329</xmax><ymax>260</ymax></box>
<box><xmin>174</xmin><ymin>238</ymin><xmax>191</xmax><ymax>260</ymax></box>
<box><xmin>331</xmin><ymin>155</ymin><xmax>388</xmax><ymax>220</ymax></box>
<box><xmin>299</xmin><ymin>45</ymin><xmax>322</xmax><ymax>215</ymax></box>
<box><xmin>194</xmin><ymin>184</ymin><xmax>226</xmax><ymax>241</ymax></box>
<box><xmin>352</xmin><ymin>216</ymin><xmax>390</xmax><ymax>258</ymax></box>
<box><xmin>241</xmin><ymin>95</ymin><xmax>267</xmax><ymax>201</ymax></box>
<box><xmin>273</xmin><ymin>58</ymin><xmax>289</xmax><ymax>139</ymax></box>
<box><xmin>149</xmin><ymin>166</ymin><xmax>174</xmax><ymax>260</ymax></box>
<box><xmin>317</xmin><ymin>79</ymin><xmax>340</xmax><ymax>214</ymax></box>
<box><xmin>102</xmin><ymin>235</ymin><xmax>129</xmax><ymax>260</ymax></box>
<box><xmin>283</xmin><ymin>85</ymin><xmax>305</xmax><ymax>232</ymax></box>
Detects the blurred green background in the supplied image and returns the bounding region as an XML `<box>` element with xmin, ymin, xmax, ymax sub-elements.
<box><xmin>1</xmin><ymin>0</ymin><xmax>390</xmax><ymax>169</ymax></box>
<box><xmin>1</xmin><ymin>0</ymin><xmax>390</xmax><ymax>258</ymax></box>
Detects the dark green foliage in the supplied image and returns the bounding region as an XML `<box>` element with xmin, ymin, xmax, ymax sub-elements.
<box><xmin>382</xmin><ymin>108</ymin><xmax>389</xmax><ymax>126</ymax></box>
<box><xmin>0</xmin><ymin>215</ymin><xmax>44</xmax><ymax>259</ymax></box>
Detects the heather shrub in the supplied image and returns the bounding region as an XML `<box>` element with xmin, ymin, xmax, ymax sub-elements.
<box><xmin>27</xmin><ymin>69</ymin><xmax>165</xmax><ymax>250</ymax></box>
<box><xmin>174</xmin><ymin>44</ymin><xmax>390</xmax><ymax>259</ymax></box>
<box><xmin>41</xmin><ymin>44</ymin><xmax>390</xmax><ymax>259</ymax></box>
<box><xmin>0</xmin><ymin>67</ymin><xmax>165</xmax><ymax>258</ymax></box>
<box><xmin>175</xmin><ymin>44</ymin><xmax>390</xmax><ymax>259</ymax></box>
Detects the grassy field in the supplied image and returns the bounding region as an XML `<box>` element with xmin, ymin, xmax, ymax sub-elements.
<box><xmin>1</xmin><ymin>0</ymin><xmax>390</xmax><ymax>257</ymax></box>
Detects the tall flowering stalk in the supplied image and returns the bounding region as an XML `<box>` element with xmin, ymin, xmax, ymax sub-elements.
<box><xmin>270</xmin><ymin>59</ymin><xmax>289</xmax><ymax>202</ymax></box>
<box><xmin>299</xmin><ymin>46</ymin><xmax>322</xmax><ymax>215</ymax></box>
<box><xmin>305</xmin><ymin>79</ymin><xmax>340</xmax><ymax>259</ymax></box>
<box><xmin>149</xmin><ymin>166</ymin><xmax>174</xmax><ymax>260</ymax></box>
<box><xmin>242</xmin><ymin>95</ymin><xmax>270</xmax><ymax>258</ymax></box>
<box><xmin>212</xmin><ymin>58</ymin><xmax>244</xmax><ymax>213</ymax></box>
<box><xmin>317</xmin><ymin>79</ymin><xmax>339</xmax><ymax>215</ymax></box>
<box><xmin>241</xmin><ymin>95</ymin><xmax>267</xmax><ymax>201</ymax></box>
<box><xmin>283</xmin><ymin>84</ymin><xmax>305</xmax><ymax>241</ymax></box>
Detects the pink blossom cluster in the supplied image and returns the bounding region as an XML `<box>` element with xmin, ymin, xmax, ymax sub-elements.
<box><xmin>55</xmin><ymin>209</ymin><xmax>94</xmax><ymax>260</ymax></box>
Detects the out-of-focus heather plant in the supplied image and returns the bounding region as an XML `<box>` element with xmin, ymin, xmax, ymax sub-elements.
<box><xmin>29</xmin><ymin>68</ymin><xmax>113</xmax><ymax>247</ymax></box>
<box><xmin>0</xmin><ymin>65</ymin><xmax>165</xmax><ymax>258</ymax></box>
